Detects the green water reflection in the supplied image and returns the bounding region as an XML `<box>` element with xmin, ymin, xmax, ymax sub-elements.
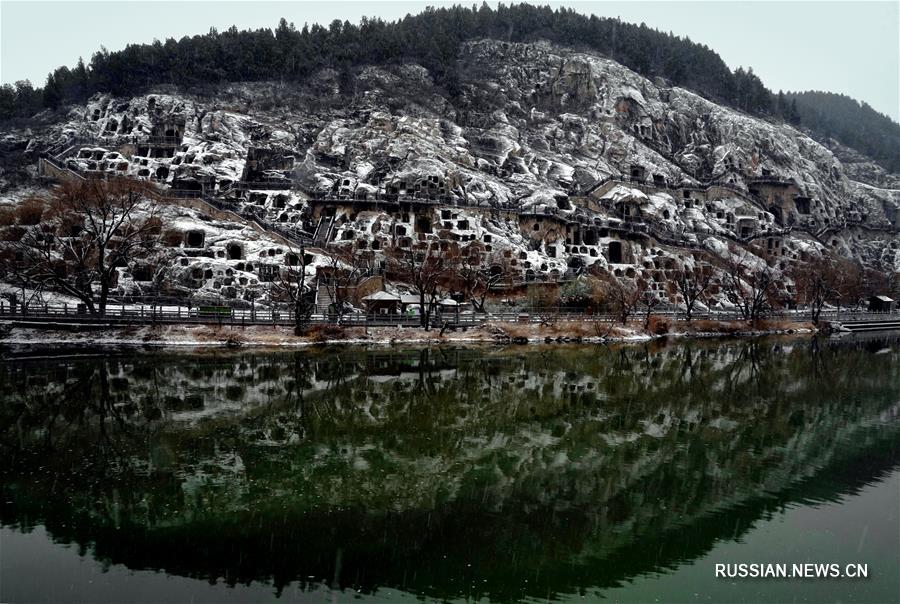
<box><xmin>1</xmin><ymin>336</ymin><xmax>898</xmax><ymax>603</ymax></box>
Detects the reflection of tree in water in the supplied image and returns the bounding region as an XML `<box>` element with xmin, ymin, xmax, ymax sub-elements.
<box><xmin>1</xmin><ymin>336</ymin><xmax>899</xmax><ymax>602</ymax></box>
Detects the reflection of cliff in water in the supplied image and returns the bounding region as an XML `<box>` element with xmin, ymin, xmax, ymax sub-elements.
<box><xmin>1</xmin><ymin>337</ymin><xmax>899</xmax><ymax>602</ymax></box>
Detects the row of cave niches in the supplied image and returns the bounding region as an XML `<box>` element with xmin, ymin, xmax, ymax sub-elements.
<box><xmin>164</xmin><ymin>228</ymin><xmax>306</xmax><ymax>264</ymax></box>
<box><xmin>245</xmin><ymin>192</ymin><xmax>305</xmax><ymax>224</ymax></box>
<box><xmin>333</xmin><ymin>226</ymin><xmax>610</xmax><ymax>259</ymax></box>
<box><xmin>175</xmin><ymin>249</ymin><xmax>309</xmax><ymax>269</ymax></box>
<box><xmin>328</xmin><ymin>207</ymin><xmax>599</xmax><ymax>246</ymax></box>
<box><xmin>91</xmin><ymin>98</ymin><xmax>184</xmax><ymax>138</ymax></box>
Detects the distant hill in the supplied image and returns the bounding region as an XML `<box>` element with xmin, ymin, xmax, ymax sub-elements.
<box><xmin>0</xmin><ymin>3</ymin><xmax>896</xmax><ymax>173</ymax></box>
<box><xmin>785</xmin><ymin>91</ymin><xmax>900</xmax><ymax>173</ymax></box>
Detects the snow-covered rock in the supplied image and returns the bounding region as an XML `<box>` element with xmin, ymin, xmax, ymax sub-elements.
<box><xmin>0</xmin><ymin>38</ymin><xmax>897</xmax><ymax>305</ymax></box>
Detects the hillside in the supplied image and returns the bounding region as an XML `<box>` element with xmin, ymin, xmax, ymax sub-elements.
<box><xmin>0</xmin><ymin>37</ymin><xmax>897</xmax><ymax>312</ymax></box>
<box><xmin>2</xmin><ymin>5</ymin><xmax>897</xmax><ymax>175</ymax></box>
<box><xmin>786</xmin><ymin>91</ymin><xmax>900</xmax><ymax>175</ymax></box>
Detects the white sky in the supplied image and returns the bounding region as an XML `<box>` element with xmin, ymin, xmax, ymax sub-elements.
<box><xmin>1</xmin><ymin>0</ymin><xmax>897</xmax><ymax>121</ymax></box>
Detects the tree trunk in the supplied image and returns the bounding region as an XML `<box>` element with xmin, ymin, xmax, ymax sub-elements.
<box><xmin>99</xmin><ymin>278</ymin><xmax>110</xmax><ymax>316</ymax></box>
<box><xmin>97</xmin><ymin>244</ymin><xmax>108</xmax><ymax>316</ymax></box>
<box><xmin>419</xmin><ymin>292</ymin><xmax>428</xmax><ymax>330</ymax></box>
<box><xmin>812</xmin><ymin>300</ymin><xmax>823</xmax><ymax>325</ymax></box>
<box><xmin>294</xmin><ymin>298</ymin><xmax>308</xmax><ymax>335</ymax></box>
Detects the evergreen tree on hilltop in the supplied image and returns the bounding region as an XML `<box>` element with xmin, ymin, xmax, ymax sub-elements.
<box><xmin>0</xmin><ymin>3</ymin><xmax>895</xmax><ymax>173</ymax></box>
<box><xmin>785</xmin><ymin>91</ymin><xmax>900</xmax><ymax>172</ymax></box>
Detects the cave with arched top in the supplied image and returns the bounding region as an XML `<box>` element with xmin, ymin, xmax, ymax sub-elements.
<box><xmin>608</xmin><ymin>241</ymin><xmax>623</xmax><ymax>264</ymax></box>
<box><xmin>227</xmin><ymin>243</ymin><xmax>243</xmax><ymax>260</ymax></box>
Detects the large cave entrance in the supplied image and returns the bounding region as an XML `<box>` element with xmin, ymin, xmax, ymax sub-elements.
<box><xmin>608</xmin><ymin>240</ymin><xmax>623</xmax><ymax>264</ymax></box>
<box><xmin>769</xmin><ymin>205</ymin><xmax>783</xmax><ymax>226</ymax></box>
<box><xmin>227</xmin><ymin>243</ymin><xmax>243</xmax><ymax>260</ymax></box>
<box><xmin>185</xmin><ymin>230</ymin><xmax>205</xmax><ymax>248</ymax></box>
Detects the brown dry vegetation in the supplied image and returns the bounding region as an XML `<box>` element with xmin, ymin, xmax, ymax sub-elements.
<box><xmin>302</xmin><ymin>324</ymin><xmax>350</xmax><ymax>342</ymax></box>
<box><xmin>162</xmin><ymin>229</ymin><xmax>184</xmax><ymax>247</ymax></box>
<box><xmin>0</xmin><ymin>225</ymin><xmax>25</xmax><ymax>242</ymax></box>
<box><xmin>5</xmin><ymin>317</ymin><xmax>817</xmax><ymax>349</ymax></box>
<box><xmin>671</xmin><ymin>318</ymin><xmax>815</xmax><ymax>335</ymax></box>
<box><xmin>646</xmin><ymin>316</ymin><xmax>671</xmax><ymax>335</ymax></box>
<box><xmin>754</xmin><ymin>319</ymin><xmax>816</xmax><ymax>332</ymax></box>
<box><xmin>487</xmin><ymin>320</ymin><xmax>631</xmax><ymax>340</ymax></box>
<box><xmin>673</xmin><ymin>319</ymin><xmax>747</xmax><ymax>335</ymax></box>
<box><xmin>14</xmin><ymin>198</ymin><xmax>46</xmax><ymax>226</ymax></box>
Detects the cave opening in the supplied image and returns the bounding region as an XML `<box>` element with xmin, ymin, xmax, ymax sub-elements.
<box><xmin>609</xmin><ymin>240</ymin><xmax>623</xmax><ymax>264</ymax></box>
<box><xmin>227</xmin><ymin>243</ymin><xmax>243</xmax><ymax>260</ymax></box>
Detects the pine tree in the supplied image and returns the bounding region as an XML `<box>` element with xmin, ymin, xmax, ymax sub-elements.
<box><xmin>73</xmin><ymin>57</ymin><xmax>90</xmax><ymax>99</ymax></box>
<box><xmin>42</xmin><ymin>73</ymin><xmax>62</xmax><ymax>109</ymax></box>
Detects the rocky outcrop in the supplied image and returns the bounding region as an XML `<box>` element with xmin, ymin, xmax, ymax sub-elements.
<box><xmin>1</xmin><ymin>39</ymin><xmax>897</xmax><ymax>306</ymax></box>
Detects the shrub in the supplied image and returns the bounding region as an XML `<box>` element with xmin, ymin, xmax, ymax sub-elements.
<box><xmin>162</xmin><ymin>229</ymin><xmax>184</xmax><ymax>247</ymax></box>
<box><xmin>0</xmin><ymin>225</ymin><xmax>25</xmax><ymax>242</ymax></box>
<box><xmin>647</xmin><ymin>315</ymin><xmax>670</xmax><ymax>335</ymax></box>
<box><xmin>685</xmin><ymin>320</ymin><xmax>745</xmax><ymax>335</ymax></box>
<box><xmin>144</xmin><ymin>216</ymin><xmax>164</xmax><ymax>236</ymax></box>
<box><xmin>15</xmin><ymin>198</ymin><xmax>46</xmax><ymax>226</ymax></box>
<box><xmin>303</xmin><ymin>324</ymin><xmax>347</xmax><ymax>342</ymax></box>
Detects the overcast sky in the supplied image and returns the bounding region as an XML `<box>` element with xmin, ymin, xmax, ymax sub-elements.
<box><xmin>1</xmin><ymin>0</ymin><xmax>897</xmax><ymax>121</ymax></box>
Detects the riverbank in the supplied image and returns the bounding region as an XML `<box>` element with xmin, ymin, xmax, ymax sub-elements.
<box><xmin>0</xmin><ymin>318</ymin><xmax>817</xmax><ymax>351</ymax></box>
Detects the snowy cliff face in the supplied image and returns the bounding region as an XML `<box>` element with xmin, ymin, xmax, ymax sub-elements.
<box><xmin>1</xmin><ymin>39</ymin><xmax>898</xmax><ymax>305</ymax></box>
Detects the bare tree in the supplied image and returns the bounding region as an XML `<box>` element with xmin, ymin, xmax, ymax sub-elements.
<box><xmin>0</xmin><ymin>179</ymin><xmax>159</xmax><ymax>315</ymax></box>
<box><xmin>527</xmin><ymin>283</ymin><xmax>561</xmax><ymax>326</ymax></box>
<box><xmin>606</xmin><ymin>276</ymin><xmax>646</xmax><ymax>325</ymax></box>
<box><xmin>640</xmin><ymin>287</ymin><xmax>662</xmax><ymax>332</ymax></box>
<box><xmin>457</xmin><ymin>242</ymin><xmax>485</xmax><ymax>310</ymax></box>
<box><xmin>321</xmin><ymin>244</ymin><xmax>371</xmax><ymax>321</ymax></box>
<box><xmin>718</xmin><ymin>252</ymin><xmax>780</xmax><ymax>325</ymax></box>
<box><xmin>457</xmin><ymin>243</ymin><xmax>513</xmax><ymax>312</ymax></box>
<box><xmin>269</xmin><ymin>243</ymin><xmax>313</xmax><ymax>334</ymax></box>
<box><xmin>859</xmin><ymin>262</ymin><xmax>900</xmax><ymax>305</ymax></box>
<box><xmin>0</xmin><ymin>277</ymin><xmax>47</xmax><ymax>313</ymax></box>
<box><xmin>386</xmin><ymin>240</ymin><xmax>457</xmax><ymax>330</ymax></box>
<box><xmin>790</xmin><ymin>255</ymin><xmax>848</xmax><ymax>324</ymax></box>
<box><xmin>674</xmin><ymin>261</ymin><xmax>714</xmax><ymax>321</ymax></box>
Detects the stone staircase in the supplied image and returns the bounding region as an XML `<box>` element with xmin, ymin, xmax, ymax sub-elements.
<box><xmin>315</xmin><ymin>283</ymin><xmax>335</xmax><ymax>314</ymax></box>
<box><xmin>313</xmin><ymin>213</ymin><xmax>336</xmax><ymax>245</ymax></box>
<box><xmin>836</xmin><ymin>318</ymin><xmax>900</xmax><ymax>333</ymax></box>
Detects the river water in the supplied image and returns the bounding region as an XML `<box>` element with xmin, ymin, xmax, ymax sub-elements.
<box><xmin>0</xmin><ymin>336</ymin><xmax>898</xmax><ymax>603</ymax></box>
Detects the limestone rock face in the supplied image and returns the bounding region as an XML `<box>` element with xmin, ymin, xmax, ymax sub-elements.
<box><xmin>1</xmin><ymin>39</ymin><xmax>898</xmax><ymax>306</ymax></box>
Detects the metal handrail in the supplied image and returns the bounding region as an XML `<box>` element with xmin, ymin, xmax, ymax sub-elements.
<box><xmin>1</xmin><ymin>302</ymin><xmax>894</xmax><ymax>328</ymax></box>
